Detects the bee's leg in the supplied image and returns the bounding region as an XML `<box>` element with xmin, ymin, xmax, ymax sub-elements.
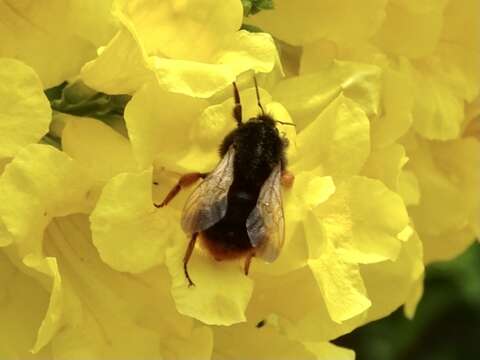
<box><xmin>244</xmin><ymin>251</ymin><xmax>255</xmax><ymax>276</ymax></box>
<box><xmin>184</xmin><ymin>233</ymin><xmax>198</xmax><ymax>287</ymax></box>
<box><xmin>281</xmin><ymin>170</ymin><xmax>295</xmax><ymax>188</ymax></box>
<box><xmin>232</xmin><ymin>82</ymin><xmax>242</xmax><ymax>126</ymax></box>
<box><xmin>154</xmin><ymin>172</ymin><xmax>207</xmax><ymax>208</ymax></box>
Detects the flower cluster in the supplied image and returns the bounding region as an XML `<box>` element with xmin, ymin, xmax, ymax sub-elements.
<box><xmin>0</xmin><ymin>0</ymin><xmax>478</xmax><ymax>359</ymax></box>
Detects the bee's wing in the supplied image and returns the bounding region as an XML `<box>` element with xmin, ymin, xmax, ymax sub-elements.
<box><xmin>181</xmin><ymin>146</ymin><xmax>235</xmax><ymax>234</ymax></box>
<box><xmin>246</xmin><ymin>164</ymin><xmax>285</xmax><ymax>262</ymax></box>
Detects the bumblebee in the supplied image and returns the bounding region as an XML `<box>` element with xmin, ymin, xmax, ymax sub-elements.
<box><xmin>156</xmin><ymin>79</ymin><xmax>294</xmax><ymax>286</ymax></box>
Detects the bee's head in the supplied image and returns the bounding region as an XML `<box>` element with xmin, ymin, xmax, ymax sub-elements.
<box><xmin>254</xmin><ymin>114</ymin><xmax>295</xmax><ymax>129</ymax></box>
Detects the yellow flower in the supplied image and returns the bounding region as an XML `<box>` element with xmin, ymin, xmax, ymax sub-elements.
<box><xmin>274</xmin><ymin>0</ymin><xmax>480</xmax><ymax>263</ymax></box>
<box><xmin>81</xmin><ymin>0</ymin><xmax>279</xmax><ymax>97</ymax></box>
<box><xmin>0</xmin><ymin>0</ymin><xmax>116</xmax><ymax>88</ymax></box>
<box><xmin>0</xmin><ymin>59</ymin><xmax>51</xmax><ymax>164</ymax></box>
<box><xmin>2</xmin><ymin>0</ymin><xmax>477</xmax><ymax>358</ymax></box>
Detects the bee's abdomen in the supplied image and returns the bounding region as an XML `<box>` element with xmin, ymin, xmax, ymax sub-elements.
<box><xmin>201</xmin><ymin>183</ymin><xmax>258</xmax><ymax>260</ymax></box>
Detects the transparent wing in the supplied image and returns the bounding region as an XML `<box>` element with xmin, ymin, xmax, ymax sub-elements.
<box><xmin>246</xmin><ymin>164</ymin><xmax>285</xmax><ymax>262</ymax></box>
<box><xmin>181</xmin><ymin>147</ymin><xmax>235</xmax><ymax>234</ymax></box>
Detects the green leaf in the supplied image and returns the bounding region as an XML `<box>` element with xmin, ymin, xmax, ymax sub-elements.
<box><xmin>49</xmin><ymin>81</ymin><xmax>131</xmax><ymax>121</ymax></box>
<box><xmin>242</xmin><ymin>0</ymin><xmax>274</xmax><ymax>17</ymax></box>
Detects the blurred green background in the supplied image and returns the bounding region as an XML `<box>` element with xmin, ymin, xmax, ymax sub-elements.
<box><xmin>336</xmin><ymin>242</ymin><xmax>480</xmax><ymax>360</ymax></box>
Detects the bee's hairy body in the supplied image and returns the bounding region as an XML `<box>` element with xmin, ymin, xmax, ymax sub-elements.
<box><xmin>201</xmin><ymin>115</ymin><xmax>287</xmax><ymax>260</ymax></box>
<box><xmin>156</xmin><ymin>80</ymin><xmax>292</xmax><ymax>286</ymax></box>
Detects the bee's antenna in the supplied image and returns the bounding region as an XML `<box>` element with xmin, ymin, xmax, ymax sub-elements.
<box><xmin>275</xmin><ymin>120</ymin><xmax>296</xmax><ymax>127</ymax></box>
<box><xmin>232</xmin><ymin>82</ymin><xmax>242</xmax><ymax>126</ymax></box>
<box><xmin>253</xmin><ymin>75</ymin><xmax>265</xmax><ymax>115</ymax></box>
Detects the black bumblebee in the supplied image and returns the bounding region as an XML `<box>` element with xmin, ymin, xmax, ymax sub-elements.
<box><xmin>156</xmin><ymin>78</ymin><xmax>294</xmax><ymax>286</ymax></box>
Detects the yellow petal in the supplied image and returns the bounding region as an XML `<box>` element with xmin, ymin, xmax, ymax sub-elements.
<box><xmin>0</xmin><ymin>59</ymin><xmax>51</xmax><ymax>159</ymax></box>
<box><xmin>161</xmin><ymin>326</ymin><xmax>213</xmax><ymax>360</ymax></box>
<box><xmin>408</xmin><ymin>138</ymin><xmax>480</xmax><ymax>238</ymax></box>
<box><xmin>151</xmin><ymin>57</ymin><xmax>236</xmax><ymax>98</ymax></box>
<box><xmin>250</xmin><ymin>0</ymin><xmax>388</xmax><ymax>46</ymax></box>
<box><xmin>300</xmin><ymin>40</ymin><xmax>340</xmax><ymax>74</ymax></box>
<box><xmin>411</xmin><ymin>64</ymin><xmax>464</xmax><ymax>140</ymax></box>
<box><xmin>0</xmin><ymin>250</ymin><xmax>51</xmax><ymax>359</ymax></box>
<box><xmin>274</xmin><ymin>60</ymin><xmax>381</xmax><ymax>130</ymax></box>
<box><xmin>361</xmin><ymin>144</ymin><xmax>407</xmax><ymax>192</ymax></box>
<box><xmin>43</xmin><ymin>215</ymin><xmax>205</xmax><ymax>359</ymax></box>
<box><xmin>308</xmin><ymin>250</ymin><xmax>371</xmax><ymax>323</ymax></box>
<box><xmin>165</xmin><ymin>235</ymin><xmax>254</xmax><ymax>326</ymax></box>
<box><xmin>441</xmin><ymin>0</ymin><xmax>480</xmax><ymax>53</ymax></box>
<box><xmin>81</xmin><ymin>27</ymin><xmax>154</xmax><ymax>94</ymax></box>
<box><xmin>90</xmin><ymin>169</ymin><xmax>173</xmax><ymax>273</ymax></box>
<box><xmin>360</xmin><ymin>228</ymin><xmax>424</xmax><ymax>322</ymax></box>
<box><xmin>370</xmin><ymin>59</ymin><xmax>414</xmax><ymax>148</ymax></box>
<box><xmin>304</xmin><ymin>342</ymin><xmax>355</xmax><ymax>360</ymax></box>
<box><xmin>404</xmin><ymin>274</ymin><xmax>424</xmax><ymax>319</ymax></box>
<box><xmin>0</xmin><ymin>1</ymin><xmax>103</xmax><ymax>88</ymax></box>
<box><xmin>67</xmin><ymin>0</ymin><xmax>117</xmax><ymax>48</ymax></box>
<box><xmin>22</xmin><ymin>255</ymin><xmax>64</xmax><ymax>354</ymax></box>
<box><xmin>422</xmin><ymin>227</ymin><xmax>477</xmax><ymax>264</ymax></box>
<box><xmin>214</xmin><ymin>30</ymin><xmax>277</xmax><ymax>75</ymax></box>
<box><xmin>434</xmin><ymin>43</ymin><xmax>480</xmax><ymax>103</ymax></box>
<box><xmin>124</xmin><ymin>79</ymin><xmax>208</xmax><ymax>170</ymax></box>
<box><xmin>0</xmin><ymin>145</ymin><xmax>93</xmax><ymax>252</ymax></box>
<box><xmin>62</xmin><ymin>115</ymin><xmax>137</xmax><ymax>182</ymax></box>
<box><xmin>212</xmin><ymin>322</ymin><xmax>317</xmax><ymax>360</ymax></box>
<box><xmin>248</xmin><ymin>268</ymin><xmax>367</xmax><ymax>342</ymax></box>
<box><xmin>119</xmin><ymin>0</ymin><xmax>242</xmax><ymax>60</ymax></box>
<box><xmin>398</xmin><ymin>170</ymin><xmax>421</xmax><ymax>206</ymax></box>
<box><xmin>374</xmin><ymin>0</ymin><xmax>447</xmax><ymax>58</ymax></box>
<box><xmin>150</xmin><ymin>31</ymin><xmax>277</xmax><ymax>98</ymax></box>
<box><xmin>295</xmin><ymin>94</ymin><xmax>370</xmax><ymax>179</ymax></box>
<box><xmin>316</xmin><ymin>176</ymin><xmax>409</xmax><ymax>263</ymax></box>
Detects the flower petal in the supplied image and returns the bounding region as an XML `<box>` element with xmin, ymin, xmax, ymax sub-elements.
<box><xmin>90</xmin><ymin>169</ymin><xmax>173</xmax><ymax>273</ymax></box>
<box><xmin>361</xmin><ymin>144</ymin><xmax>407</xmax><ymax>192</ymax></box>
<box><xmin>370</xmin><ymin>59</ymin><xmax>414</xmax><ymax>148</ymax></box>
<box><xmin>422</xmin><ymin>227</ymin><xmax>477</xmax><ymax>264</ymax></box>
<box><xmin>151</xmin><ymin>31</ymin><xmax>277</xmax><ymax>98</ymax></box>
<box><xmin>165</xmin><ymin>236</ymin><xmax>254</xmax><ymax>326</ymax></box>
<box><xmin>212</xmin><ymin>322</ymin><xmax>317</xmax><ymax>360</ymax></box>
<box><xmin>81</xmin><ymin>27</ymin><xmax>154</xmax><ymax>94</ymax></box>
<box><xmin>308</xmin><ymin>248</ymin><xmax>371</xmax><ymax>323</ymax></box>
<box><xmin>360</xmin><ymin>227</ymin><xmax>424</xmax><ymax>322</ymax></box>
<box><xmin>119</xmin><ymin>0</ymin><xmax>242</xmax><ymax>60</ymax></box>
<box><xmin>22</xmin><ymin>255</ymin><xmax>64</xmax><ymax>354</ymax></box>
<box><xmin>248</xmin><ymin>267</ymin><xmax>367</xmax><ymax>342</ymax></box>
<box><xmin>43</xmin><ymin>215</ymin><xmax>204</xmax><ymax>359</ymax></box>
<box><xmin>274</xmin><ymin>61</ymin><xmax>381</xmax><ymax>130</ymax></box>
<box><xmin>304</xmin><ymin>342</ymin><xmax>355</xmax><ymax>360</ymax></box>
<box><xmin>0</xmin><ymin>145</ymin><xmax>93</xmax><ymax>252</ymax></box>
<box><xmin>124</xmin><ymin>80</ymin><xmax>208</xmax><ymax>170</ymax></box>
<box><xmin>250</xmin><ymin>0</ymin><xmax>387</xmax><ymax>46</ymax></box>
<box><xmin>407</xmin><ymin>138</ymin><xmax>480</xmax><ymax>240</ymax></box>
<box><xmin>374</xmin><ymin>0</ymin><xmax>447</xmax><ymax>58</ymax></box>
<box><xmin>316</xmin><ymin>176</ymin><xmax>409</xmax><ymax>263</ymax></box>
<box><xmin>62</xmin><ymin>115</ymin><xmax>137</xmax><ymax>182</ymax></box>
<box><xmin>0</xmin><ymin>1</ymin><xmax>103</xmax><ymax>87</ymax></box>
<box><xmin>151</xmin><ymin>57</ymin><xmax>236</xmax><ymax>98</ymax></box>
<box><xmin>398</xmin><ymin>170</ymin><xmax>421</xmax><ymax>206</ymax></box>
<box><xmin>411</xmin><ymin>65</ymin><xmax>464</xmax><ymax>140</ymax></box>
<box><xmin>0</xmin><ymin>250</ymin><xmax>51</xmax><ymax>359</ymax></box>
<box><xmin>214</xmin><ymin>30</ymin><xmax>277</xmax><ymax>75</ymax></box>
<box><xmin>295</xmin><ymin>94</ymin><xmax>370</xmax><ymax>179</ymax></box>
<box><xmin>0</xmin><ymin>59</ymin><xmax>51</xmax><ymax>159</ymax></box>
